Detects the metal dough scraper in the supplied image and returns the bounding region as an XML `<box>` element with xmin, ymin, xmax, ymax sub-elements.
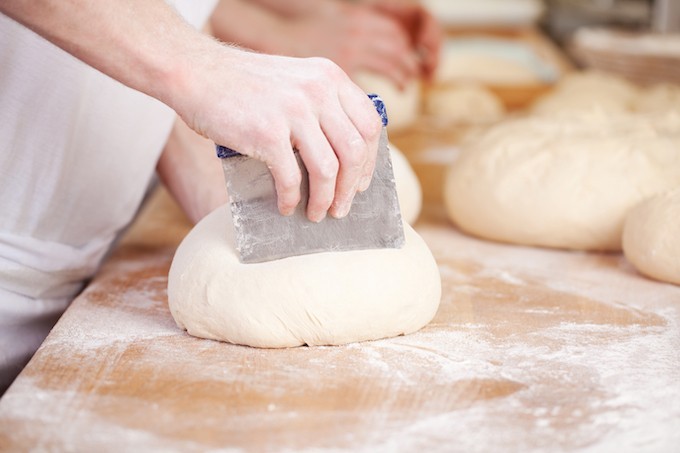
<box><xmin>215</xmin><ymin>94</ymin><xmax>404</xmax><ymax>264</ymax></box>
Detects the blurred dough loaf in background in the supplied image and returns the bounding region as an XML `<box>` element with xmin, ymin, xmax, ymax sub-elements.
<box><xmin>390</xmin><ymin>143</ymin><xmax>422</xmax><ymax>225</ymax></box>
<box><xmin>425</xmin><ymin>83</ymin><xmax>505</xmax><ymax>124</ymax></box>
<box><xmin>636</xmin><ymin>84</ymin><xmax>680</xmax><ymax>113</ymax></box>
<box><xmin>444</xmin><ymin>111</ymin><xmax>680</xmax><ymax>251</ymax></box>
<box><xmin>531</xmin><ymin>70</ymin><xmax>639</xmax><ymax>115</ymax></box>
<box><xmin>353</xmin><ymin>72</ymin><xmax>421</xmax><ymax>132</ymax></box>
<box><xmin>623</xmin><ymin>187</ymin><xmax>680</xmax><ymax>286</ymax></box>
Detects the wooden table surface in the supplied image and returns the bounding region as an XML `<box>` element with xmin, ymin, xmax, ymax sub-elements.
<box><xmin>0</xmin><ymin>184</ymin><xmax>679</xmax><ymax>452</ymax></box>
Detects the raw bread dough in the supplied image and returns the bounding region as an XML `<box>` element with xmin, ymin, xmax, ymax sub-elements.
<box><xmin>444</xmin><ymin>111</ymin><xmax>680</xmax><ymax>251</ymax></box>
<box><xmin>434</xmin><ymin>35</ymin><xmax>557</xmax><ymax>87</ymax></box>
<box><xmin>531</xmin><ymin>71</ymin><xmax>639</xmax><ymax>115</ymax></box>
<box><xmin>426</xmin><ymin>83</ymin><xmax>505</xmax><ymax>124</ymax></box>
<box><xmin>353</xmin><ymin>71</ymin><xmax>420</xmax><ymax>131</ymax></box>
<box><xmin>623</xmin><ymin>187</ymin><xmax>680</xmax><ymax>285</ymax></box>
<box><xmin>390</xmin><ymin>143</ymin><xmax>422</xmax><ymax>224</ymax></box>
<box><xmin>421</xmin><ymin>0</ymin><xmax>544</xmax><ymax>26</ymax></box>
<box><xmin>636</xmin><ymin>84</ymin><xmax>680</xmax><ymax>114</ymax></box>
<box><xmin>168</xmin><ymin>206</ymin><xmax>441</xmax><ymax>348</ymax></box>
<box><xmin>437</xmin><ymin>54</ymin><xmax>541</xmax><ymax>86</ymax></box>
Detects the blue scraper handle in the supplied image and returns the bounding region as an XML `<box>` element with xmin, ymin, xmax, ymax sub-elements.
<box><xmin>216</xmin><ymin>93</ymin><xmax>388</xmax><ymax>158</ymax></box>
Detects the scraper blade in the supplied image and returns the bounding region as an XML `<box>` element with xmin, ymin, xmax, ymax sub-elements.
<box><xmin>216</xmin><ymin>94</ymin><xmax>404</xmax><ymax>263</ymax></box>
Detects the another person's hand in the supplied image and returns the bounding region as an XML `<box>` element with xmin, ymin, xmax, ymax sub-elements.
<box><xmin>362</xmin><ymin>0</ymin><xmax>443</xmax><ymax>80</ymax></box>
<box><xmin>175</xmin><ymin>47</ymin><xmax>382</xmax><ymax>223</ymax></box>
<box><xmin>279</xmin><ymin>2</ymin><xmax>421</xmax><ymax>88</ymax></box>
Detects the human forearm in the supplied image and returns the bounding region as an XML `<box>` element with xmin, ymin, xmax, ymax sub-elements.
<box><xmin>1</xmin><ymin>0</ymin><xmax>382</xmax><ymax>222</ymax></box>
<box><xmin>0</xmin><ymin>0</ymin><xmax>216</xmax><ymax>111</ymax></box>
<box><xmin>157</xmin><ymin>117</ymin><xmax>227</xmax><ymax>224</ymax></box>
<box><xmin>247</xmin><ymin>0</ymin><xmax>333</xmax><ymax>18</ymax></box>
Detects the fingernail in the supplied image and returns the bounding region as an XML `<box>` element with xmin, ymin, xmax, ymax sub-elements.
<box><xmin>280</xmin><ymin>206</ymin><xmax>295</xmax><ymax>217</ymax></box>
<box><xmin>309</xmin><ymin>211</ymin><xmax>326</xmax><ymax>223</ymax></box>
<box><xmin>330</xmin><ymin>202</ymin><xmax>350</xmax><ymax>219</ymax></box>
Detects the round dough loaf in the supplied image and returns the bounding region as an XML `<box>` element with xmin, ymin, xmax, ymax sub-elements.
<box><xmin>353</xmin><ymin>71</ymin><xmax>420</xmax><ymax>131</ymax></box>
<box><xmin>623</xmin><ymin>187</ymin><xmax>680</xmax><ymax>285</ymax></box>
<box><xmin>425</xmin><ymin>83</ymin><xmax>505</xmax><ymax>124</ymax></box>
<box><xmin>168</xmin><ymin>206</ymin><xmax>441</xmax><ymax>348</ymax></box>
<box><xmin>636</xmin><ymin>84</ymin><xmax>680</xmax><ymax>114</ymax></box>
<box><xmin>391</xmin><ymin>143</ymin><xmax>422</xmax><ymax>224</ymax></box>
<box><xmin>531</xmin><ymin>71</ymin><xmax>639</xmax><ymax>115</ymax></box>
<box><xmin>444</xmin><ymin>111</ymin><xmax>680</xmax><ymax>251</ymax></box>
<box><xmin>436</xmin><ymin>54</ymin><xmax>540</xmax><ymax>86</ymax></box>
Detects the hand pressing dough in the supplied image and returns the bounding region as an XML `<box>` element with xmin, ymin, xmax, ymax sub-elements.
<box><xmin>168</xmin><ymin>206</ymin><xmax>441</xmax><ymax>348</ymax></box>
<box><xmin>426</xmin><ymin>83</ymin><xmax>505</xmax><ymax>124</ymax></box>
<box><xmin>444</xmin><ymin>111</ymin><xmax>680</xmax><ymax>251</ymax></box>
<box><xmin>391</xmin><ymin>143</ymin><xmax>422</xmax><ymax>224</ymax></box>
<box><xmin>623</xmin><ymin>187</ymin><xmax>680</xmax><ymax>285</ymax></box>
<box><xmin>353</xmin><ymin>72</ymin><xmax>420</xmax><ymax>131</ymax></box>
<box><xmin>531</xmin><ymin>71</ymin><xmax>639</xmax><ymax>115</ymax></box>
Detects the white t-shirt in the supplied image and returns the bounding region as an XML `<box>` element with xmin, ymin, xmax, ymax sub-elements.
<box><xmin>0</xmin><ymin>1</ymin><xmax>218</xmax><ymax>391</ymax></box>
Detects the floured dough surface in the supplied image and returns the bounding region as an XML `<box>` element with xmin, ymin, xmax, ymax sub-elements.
<box><xmin>531</xmin><ymin>71</ymin><xmax>639</xmax><ymax>115</ymax></box>
<box><xmin>434</xmin><ymin>36</ymin><xmax>556</xmax><ymax>86</ymax></box>
<box><xmin>426</xmin><ymin>83</ymin><xmax>505</xmax><ymax>124</ymax></box>
<box><xmin>168</xmin><ymin>206</ymin><xmax>441</xmax><ymax>348</ymax></box>
<box><xmin>636</xmin><ymin>84</ymin><xmax>680</xmax><ymax>114</ymax></box>
<box><xmin>353</xmin><ymin>72</ymin><xmax>420</xmax><ymax>131</ymax></box>
<box><xmin>391</xmin><ymin>143</ymin><xmax>422</xmax><ymax>224</ymax></box>
<box><xmin>437</xmin><ymin>54</ymin><xmax>541</xmax><ymax>86</ymax></box>
<box><xmin>623</xmin><ymin>187</ymin><xmax>680</xmax><ymax>285</ymax></box>
<box><xmin>445</xmin><ymin>111</ymin><xmax>680</xmax><ymax>251</ymax></box>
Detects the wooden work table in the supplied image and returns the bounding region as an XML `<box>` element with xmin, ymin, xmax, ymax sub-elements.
<box><xmin>1</xmin><ymin>29</ymin><xmax>678</xmax><ymax>450</ymax></box>
<box><xmin>1</xmin><ymin>184</ymin><xmax>679</xmax><ymax>451</ymax></box>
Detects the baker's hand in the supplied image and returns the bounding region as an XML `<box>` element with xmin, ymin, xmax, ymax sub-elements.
<box><xmin>363</xmin><ymin>0</ymin><xmax>443</xmax><ymax>80</ymax></box>
<box><xmin>176</xmin><ymin>46</ymin><xmax>382</xmax><ymax>223</ymax></box>
<box><xmin>280</xmin><ymin>1</ymin><xmax>420</xmax><ymax>88</ymax></box>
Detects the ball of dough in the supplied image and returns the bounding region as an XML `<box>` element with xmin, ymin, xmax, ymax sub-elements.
<box><xmin>444</xmin><ymin>111</ymin><xmax>680</xmax><ymax>251</ymax></box>
<box><xmin>425</xmin><ymin>83</ymin><xmax>505</xmax><ymax>124</ymax></box>
<box><xmin>623</xmin><ymin>187</ymin><xmax>680</xmax><ymax>285</ymax></box>
<box><xmin>168</xmin><ymin>206</ymin><xmax>441</xmax><ymax>348</ymax></box>
<box><xmin>353</xmin><ymin>71</ymin><xmax>421</xmax><ymax>131</ymax></box>
<box><xmin>636</xmin><ymin>83</ymin><xmax>680</xmax><ymax>114</ymax></box>
<box><xmin>531</xmin><ymin>71</ymin><xmax>639</xmax><ymax>115</ymax></box>
<box><xmin>436</xmin><ymin>54</ymin><xmax>541</xmax><ymax>86</ymax></box>
<box><xmin>391</xmin><ymin>143</ymin><xmax>422</xmax><ymax>224</ymax></box>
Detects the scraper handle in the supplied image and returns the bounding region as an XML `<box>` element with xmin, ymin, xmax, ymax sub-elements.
<box><xmin>216</xmin><ymin>93</ymin><xmax>388</xmax><ymax>158</ymax></box>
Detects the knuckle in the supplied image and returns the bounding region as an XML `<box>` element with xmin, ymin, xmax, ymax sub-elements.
<box><xmin>339</xmin><ymin>139</ymin><xmax>367</xmax><ymax>169</ymax></box>
<box><xmin>280</xmin><ymin>169</ymin><xmax>302</xmax><ymax>190</ymax></box>
<box><xmin>310</xmin><ymin>57</ymin><xmax>343</xmax><ymax>80</ymax></box>
<box><xmin>316</xmin><ymin>158</ymin><xmax>339</xmax><ymax>181</ymax></box>
<box><xmin>279</xmin><ymin>199</ymin><xmax>299</xmax><ymax>214</ymax></box>
<box><xmin>278</xmin><ymin>186</ymin><xmax>300</xmax><ymax>210</ymax></box>
<box><xmin>362</xmin><ymin>115</ymin><xmax>382</xmax><ymax>139</ymax></box>
<box><xmin>255</xmin><ymin>123</ymin><xmax>288</xmax><ymax>151</ymax></box>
